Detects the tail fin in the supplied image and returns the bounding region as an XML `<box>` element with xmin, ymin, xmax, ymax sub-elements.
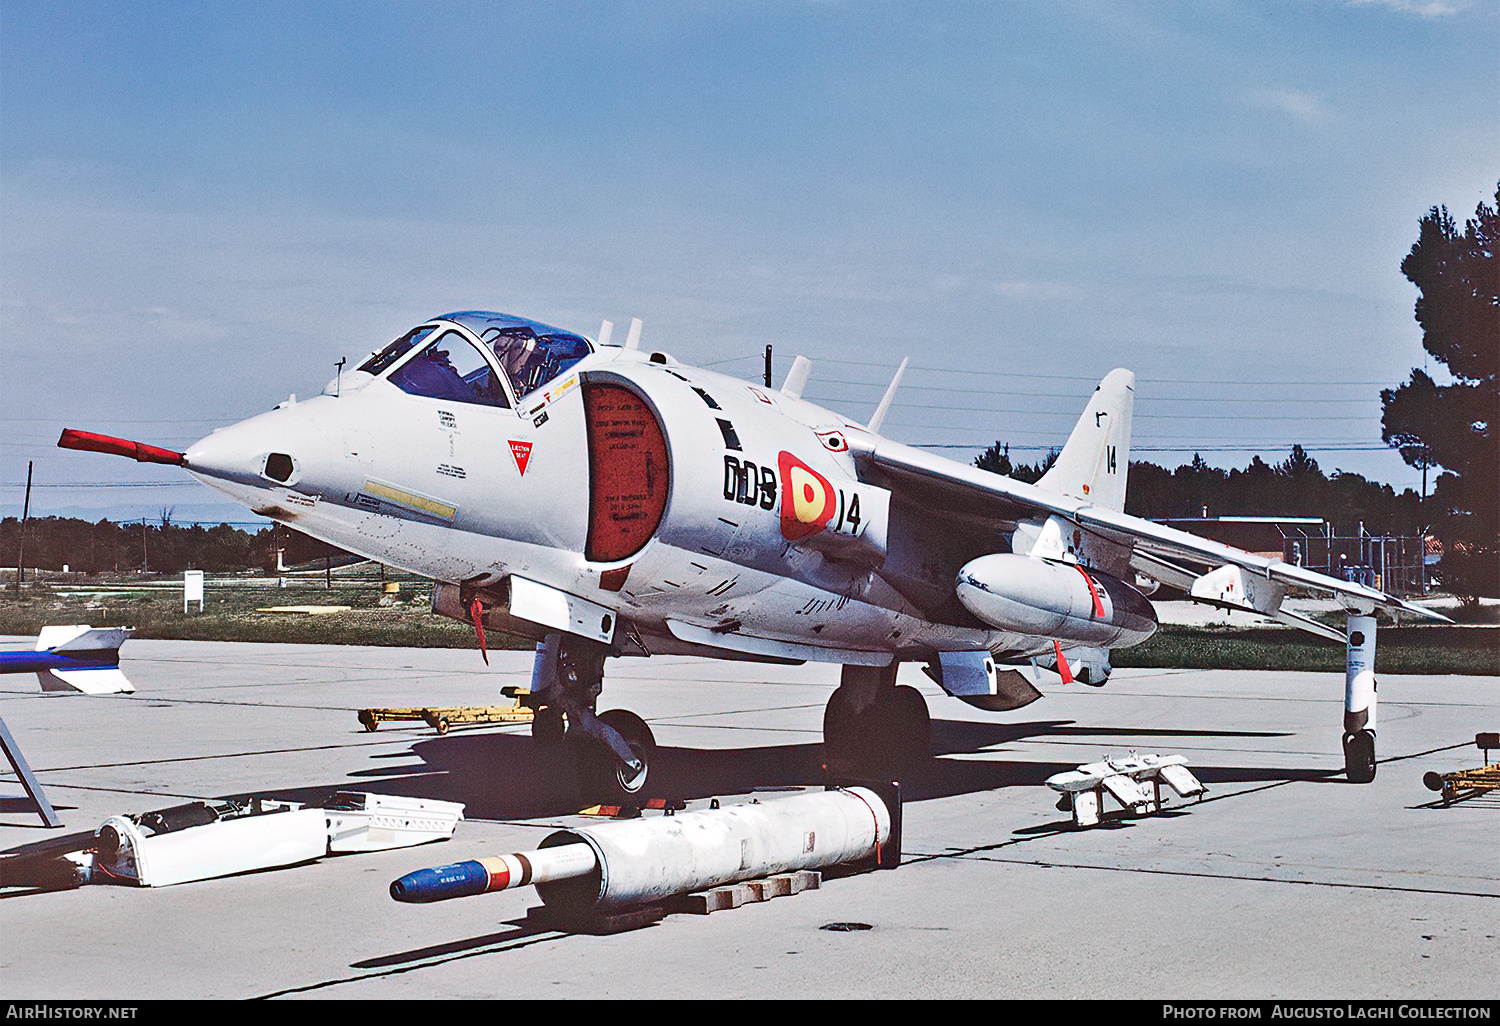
<box><xmin>34</xmin><ymin>625</ymin><xmax>134</xmax><ymax>694</ymax></box>
<box><xmin>1036</xmin><ymin>369</ymin><xmax>1133</xmax><ymax>512</ymax></box>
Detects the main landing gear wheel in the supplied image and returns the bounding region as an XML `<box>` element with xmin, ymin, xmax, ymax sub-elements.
<box><xmin>1343</xmin><ymin>729</ymin><xmax>1376</xmax><ymax>783</ymax></box>
<box><xmin>823</xmin><ymin>685</ymin><xmax>931</xmax><ymax>778</ymax></box>
<box><xmin>822</xmin><ymin>686</ymin><xmax>861</xmax><ymax>761</ymax></box>
<box><xmin>586</xmin><ymin>709</ymin><xmax>656</xmax><ymax>803</ymax></box>
<box><xmin>887</xmin><ymin>684</ymin><xmax>931</xmax><ymax>772</ymax></box>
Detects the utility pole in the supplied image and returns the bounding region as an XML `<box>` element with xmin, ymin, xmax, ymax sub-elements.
<box><xmin>15</xmin><ymin>461</ymin><xmax>32</xmax><ymax>595</ymax></box>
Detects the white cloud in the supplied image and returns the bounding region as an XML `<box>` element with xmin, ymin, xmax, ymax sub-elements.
<box><xmin>992</xmin><ymin>279</ymin><xmax>1079</xmax><ymax>301</ymax></box>
<box><xmin>1248</xmin><ymin>88</ymin><xmax>1335</xmax><ymax>128</ymax></box>
<box><xmin>1348</xmin><ymin>0</ymin><xmax>1470</xmax><ymax>17</ymax></box>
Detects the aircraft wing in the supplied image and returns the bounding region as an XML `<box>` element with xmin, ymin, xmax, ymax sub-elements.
<box><xmin>854</xmin><ymin>435</ymin><xmax>1448</xmax><ymax>640</ymax></box>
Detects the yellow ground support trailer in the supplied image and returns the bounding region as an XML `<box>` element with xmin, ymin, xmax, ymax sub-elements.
<box><xmin>358</xmin><ymin>700</ymin><xmax>533</xmax><ymax>735</ymax></box>
<box><xmin>1423</xmin><ymin>732</ymin><xmax>1499</xmax><ymax>805</ymax></box>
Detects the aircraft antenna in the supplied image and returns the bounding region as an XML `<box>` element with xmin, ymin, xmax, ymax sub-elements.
<box><xmin>782</xmin><ymin>356</ymin><xmax>812</xmax><ymax>399</ymax></box>
<box><xmin>867</xmin><ymin>357</ymin><xmax>909</xmax><ymax>433</ymax></box>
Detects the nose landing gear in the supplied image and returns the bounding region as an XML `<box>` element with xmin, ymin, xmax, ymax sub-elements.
<box><xmin>527</xmin><ymin>632</ymin><xmax>656</xmax><ymax>803</ymax></box>
<box><xmin>588</xmin><ymin>709</ymin><xmax>656</xmax><ymax>802</ymax></box>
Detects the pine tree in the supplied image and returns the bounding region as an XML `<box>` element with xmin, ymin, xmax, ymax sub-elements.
<box><xmin>1382</xmin><ymin>184</ymin><xmax>1499</xmax><ymax>602</ymax></box>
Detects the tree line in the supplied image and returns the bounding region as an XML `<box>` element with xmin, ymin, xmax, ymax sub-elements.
<box><xmin>976</xmin><ymin>442</ymin><xmax>1426</xmax><ymax>534</ymax></box>
<box><xmin>1380</xmin><ymin>184</ymin><xmax>1497</xmax><ymax>602</ymax></box>
<box><xmin>2</xmin><ymin>515</ymin><xmax>348</xmax><ymax>576</ymax></box>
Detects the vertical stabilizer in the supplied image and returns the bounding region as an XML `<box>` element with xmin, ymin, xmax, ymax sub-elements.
<box><xmin>1035</xmin><ymin>369</ymin><xmax>1133</xmax><ymax>512</ymax></box>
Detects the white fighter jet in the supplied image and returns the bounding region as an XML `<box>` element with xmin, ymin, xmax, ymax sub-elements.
<box><xmin>60</xmin><ymin>310</ymin><xmax>1443</xmax><ymax>799</ymax></box>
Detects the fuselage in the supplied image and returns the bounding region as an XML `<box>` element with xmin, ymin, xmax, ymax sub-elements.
<box><xmin>182</xmin><ymin>312</ymin><xmax>1156</xmax><ymax>665</ymax></box>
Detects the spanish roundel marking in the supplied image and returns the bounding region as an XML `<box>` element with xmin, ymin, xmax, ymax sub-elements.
<box><xmin>508</xmin><ymin>440</ymin><xmax>533</xmax><ymax>476</ymax></box>
<box><xmin>778</xmin><ymin>451</ymin><xmax>836</xmax><ymax>541</ymax></box>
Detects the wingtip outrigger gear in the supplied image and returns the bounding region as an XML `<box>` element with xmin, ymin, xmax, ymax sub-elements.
<box><xmin>1343</xmin><ymin>611</ymin><xmax>1379</xmax><ymax>782</ymax></box>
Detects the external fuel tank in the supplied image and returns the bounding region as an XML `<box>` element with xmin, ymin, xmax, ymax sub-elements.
<box><xmin>955</xmin><ymin>553</ymin><xmax>1157</xmax><ymax>648</ymax></box>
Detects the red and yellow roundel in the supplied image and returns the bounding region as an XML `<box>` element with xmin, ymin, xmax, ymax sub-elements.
<box><xmin>778</xmin><ymin>451</ymin><xmax>836</xmax><ymax>541</ymax></box>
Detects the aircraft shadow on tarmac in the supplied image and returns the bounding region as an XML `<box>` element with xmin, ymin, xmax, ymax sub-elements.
<box><xmin>261</xmin><ymin>716</ymin><xmax>1328</xmax><ymax>821</ymax></box>
<box><xmin>0</xmin><ymin>717</ymin><xmax>1343</xmax><ymax>895</ymax></box>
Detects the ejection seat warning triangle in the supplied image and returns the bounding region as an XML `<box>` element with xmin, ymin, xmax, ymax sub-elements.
<box><xmin>509</xmin><ymin>440</ymin><xmax>533</xmax><ymax>476</ymax></box>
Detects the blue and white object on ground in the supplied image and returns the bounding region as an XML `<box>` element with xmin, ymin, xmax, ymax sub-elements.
<box><xmin>391</xmin><ymin>786</ymin><xmax>891</xmax><ymax>912</ymax></box>
<box><xmin>0</xmin><ymin>625</ymin><xmax>134</xmax><ymax>694</ymax></box>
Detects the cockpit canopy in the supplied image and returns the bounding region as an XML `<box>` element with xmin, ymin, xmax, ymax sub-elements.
<box><xmin>357</xmin><ymin>311</ymin><xmax>593</xmax><ymax>408</ymax></box>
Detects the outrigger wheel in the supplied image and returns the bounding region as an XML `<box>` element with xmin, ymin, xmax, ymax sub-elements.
<box><xmin>1343</xmin><ymin>614</ymin><xmax>1379</xmax><ymax>784</ymax></box>
<box><xmin>1343</xmin><ymin>729</ymin><xmax>1377</xmax><ymax>784</ymax></box>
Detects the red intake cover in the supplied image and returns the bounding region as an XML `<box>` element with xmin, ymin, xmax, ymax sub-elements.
<box><xmin>583</xmin><ymin>383</ymin><xmax>670</xmax><ymax>563</ymax></box>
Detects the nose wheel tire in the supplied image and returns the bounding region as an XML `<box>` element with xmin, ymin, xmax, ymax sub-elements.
<box><xmin>532</xmin><ymin>707</ymin><xmax>566</xmax><ymax>745</ymax></box>
<box><xmin>587</xmin><ymin>709</ymin><xmax>656</xmax><ymax>803</ymax></box>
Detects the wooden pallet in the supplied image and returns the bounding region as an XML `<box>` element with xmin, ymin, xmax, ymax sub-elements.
<box><xmin>523</xmin><ymin>870</ymin><xmax>825</xmax><ymax>934</ymax></box>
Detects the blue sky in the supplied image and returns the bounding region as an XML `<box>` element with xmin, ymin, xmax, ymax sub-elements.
<box><xmin>3</xmin><ymin>1</ymin><xmax>1496</xmax><ymax>525</ymax></box>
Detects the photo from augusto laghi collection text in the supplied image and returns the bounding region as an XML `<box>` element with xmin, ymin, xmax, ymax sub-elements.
<box><xmin>1162</xmin><ymin>1006</ymin><xmax>1494</xmax><ymax>1020</ymax></box>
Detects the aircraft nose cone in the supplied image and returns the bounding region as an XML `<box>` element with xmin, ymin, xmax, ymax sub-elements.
<box><xmin>185</xmin><ymin>407</ymin><xmax>326</xmax><ymax>490</ymax></box>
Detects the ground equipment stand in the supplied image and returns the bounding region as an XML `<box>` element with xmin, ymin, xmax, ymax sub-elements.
<box><xmin>1423</xmin><ymin>732</ymin><xmax>1500</xmax><ymax>805</ymax></box>
<box><xmin>0</xmin><ymin>714</ymin><xmax>62</xmax><ymax>827</ymax></box>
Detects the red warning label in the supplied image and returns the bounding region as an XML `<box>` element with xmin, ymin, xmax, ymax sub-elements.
<box><xmin>509</xmin><ymin>440</ymin><xmax>533</xmax><ymax>476</ymax></box>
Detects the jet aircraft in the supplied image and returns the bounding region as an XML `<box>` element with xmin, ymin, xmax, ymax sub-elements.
<box><xmin>60</xmin><ymin>310</ymin><xmax>1444</xmax><ymax>799</ymax></box>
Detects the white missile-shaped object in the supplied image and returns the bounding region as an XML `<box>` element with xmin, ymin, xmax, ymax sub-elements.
<box><xmin>391</xmin><ymin>787</ymin><xmax>892</xmax><ymax>912</ymax></box>
<box><xmin>0</xmin><ymin>625</ymin><xmax>134</xmax><ymax>694</ymax></box>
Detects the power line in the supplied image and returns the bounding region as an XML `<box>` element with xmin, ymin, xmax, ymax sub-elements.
<box><xmin>912</xmin><ymin>442</ymin><xmax>1396</xmax><ymax>453</ymax></box>
<box><xmin>873</xmin><ymin>405</ymin><xmax>1374</xmax><ymax>421</ymax></box>
<box><xmin>9</xmin><ymin>481</ymin><xmax>201</xmax><ymax>489</ymax></box>
<box><xmin>814</xmin><ymin>357</ymin><xmax>1401</xmax><ymax>387</ymax></box>
<box><xmin>807</xmin><ymin>379</ymin><xmax>1381</xmax><ymax>403</ymax></box>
